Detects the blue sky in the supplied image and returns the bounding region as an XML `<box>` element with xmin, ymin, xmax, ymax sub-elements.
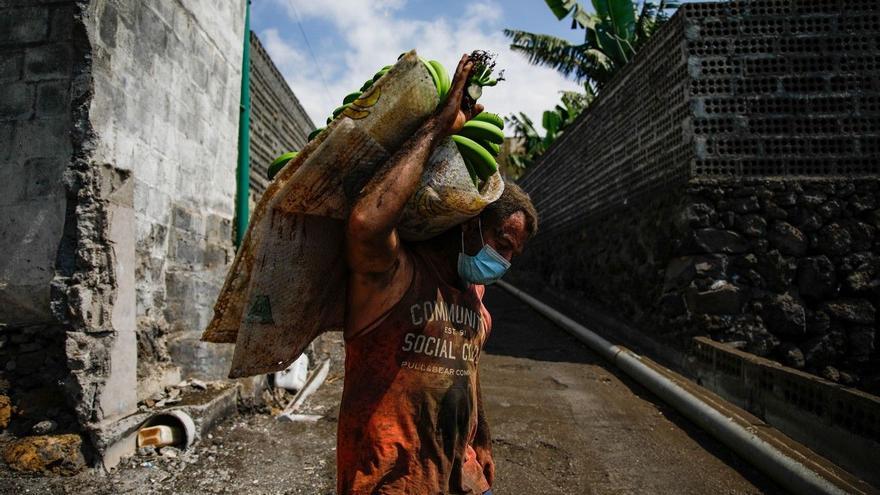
<box><xmin>250</xmin><ymin>0</ymin><xmax>682</xmax><ymax>128</ymax></box>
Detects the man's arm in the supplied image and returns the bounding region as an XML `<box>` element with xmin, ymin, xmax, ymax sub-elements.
<box><xmin>345</xmin><ymin>55</ymin><xmax>482</xmax><ymax>334</ymax></box>
<box><xmin>473</xmin><ymin>370</ymin><xmax>495</xmax><ymax>487</ymax></box>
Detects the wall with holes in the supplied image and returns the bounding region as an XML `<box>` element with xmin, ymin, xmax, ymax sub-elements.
<box><xmin>248</xmin><ymin>32</ymin><xmax>314</xmax><ymax>200</ymax></box>
<box><xmin>515</xmin><ymin>0</ymin><xmax>880</xmax><ymax>395</ymax></box>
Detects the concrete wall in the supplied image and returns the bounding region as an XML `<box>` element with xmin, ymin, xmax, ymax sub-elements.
<box><xmin>0</xmin><ymin>0</ymin><xmax>96</xmax><ymax>442</ymax></box>
<box><xmin>86</xmin><ymin>0</ymin><xmax>245</xmax><ymax>389</ymax></box>
<box><xmin>516</xmin><ymin>0</ymin><xmax>880</xmax><ymax>394</ymax></box>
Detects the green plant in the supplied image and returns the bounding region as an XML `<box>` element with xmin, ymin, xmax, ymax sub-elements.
<box><xmin>504</xmin><ymin>0</ymin><xmax>679</xmax><ymax>90</ymax></box>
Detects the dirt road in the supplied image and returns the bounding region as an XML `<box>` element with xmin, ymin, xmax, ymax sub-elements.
<box><xmin>0</xmin><ymin>286</ymin><xmax>784</xmax><ymax>494</ymax></box>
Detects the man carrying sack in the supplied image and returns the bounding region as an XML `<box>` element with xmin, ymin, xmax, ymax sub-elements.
<box><xmin>339</xmin><ymin>54</ymin><xmax>539</xmax><ymax>494</ymax></box>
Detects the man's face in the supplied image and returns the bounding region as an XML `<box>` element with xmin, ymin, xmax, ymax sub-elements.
<box><xmin>465</xmin><ymin>211</ymin><xmax>528</xmax><ymax>262</ymax></box>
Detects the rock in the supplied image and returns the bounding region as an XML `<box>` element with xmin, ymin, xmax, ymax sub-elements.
<box><xmin>32</xmin><ymin>420</ymin><xmax>57</xmax><ymax>435</ymax></box>
<box><xmin>760</xmin><ymin>293</ymin><xmax>806</xmax><ymax>337</ymax></box>
<box><xmin>778</xmin><ymin>342</ymin><xmax>805</xmax><ymax>369</ymax></box>
<box><xmin>820</xmin><ymin>366</ymin><xmax>840</xmax><ymax>382</ymax></box>
<box><xmin>777</xmin><ymin>192</ymin><xmax>797</xmax><ymax>206</ymax></box>
<box><xmin>746</xmin><ymin>329</ymin><xmax>781</xmax><ymax>357</ymax></box>
<box><xmin>800</xmin><ymin>192</ymin><xmax>827</xmax><ymax>207</ymax></box>
<box><xmin>797</xmin><ymin>255</ymin><xmax>837</xmax><ymax>301</ymax></box>
<box><xmin>685</xmin><ymin>282</ymin><xmax>745</xmax><ymax>315</ymax></box>
<box><xmin>803</xmin><ymin>331</ymin><xmax>846</xmax><ymax>368</ymax></box>
<box><xmin>190</xmin><ymin>379</ymin><xmax>207</xmax><ymax>390</ymax></box>
<box><xmin>765</xmin><ymin>204</ymin><xmax>789</xmax><ymax>220</ymax></box>
<box><xmin>757</xmin><ymin>250</ymin><xmax>797</xmax><ymax>292</ymax></box>
<box><xmin>2</xmin><ymin>434</ymin><xmax>85</xmax><ymax>475</ymax></box>
<box><xmin>849</xmin><ymin>193</ymin><xmax>877</xmax><ymax>212</ymax></box>
<box><xmin>160</xmin><ymin>446</ymin><xmax>181</xmax><ymax>458</ymax></box>
<box><xmin>806</xmin><ymin>310</ymin><xmax>831</xmax><ymax>336</ymax></box>
<box><xmin>817</xmin><ymin>223</ymin><xmax>852</xmax><ymax>256</ymax></box>
<box><xmin>687</xmin><ymin>228</ymin><xmax>749</xmax><ymax>254</ymax></box>
<box><xmin>818</xmin><ymin>199</ymin><xmax>843</xmax><ymax>219</ymax></box>
<box><xmin>138</xmin><ymin>446</ymin><xmax>157</xmax><ymax>456</ymax></box>
<box><xmin>845</xmin><ymin>257</ymin><xmax>880</xmax><ymax>293</ymax></box>
<box><xmin>838</xmin><ymin>371</ymin><xmax>856</xmax><ymax>386</ymax></box>
<box><xmin>849</xmin><ymin>221</ymin><xmax>876</xmax><ymax>252</ymax></box>
<box><xmin>681</xmin><ymin>203</ymin><xmax>715</xmax><ymax>228</ymax></box>
<box><xmin>663</xmin><ymin>257</ymin><xmax>697</xmax><ymax>290</ymax></box>
<box><xmin>821</xmin><ymin>299</ymin><xmax>876</xmax><ymax>325</ymax></box>
<box><xmin>732</xmin><ymin>196</ymin><xmax>760</xmax><ymax>213</ymax></box>
<box><xmin>847</xmin><ymin>327</ymin><xmax>875</xmax><ymax>362</ymax></box>
<box><xmin>734</xmin><ymin>214</ymin><xmax>767</xmax><ymax>237</ymax></box>
<box><xmin>0</xmin><ymin>395</ymin><xmax>10</xmax><ymax>430</ymax></box>
<box><xmin>768</xmin><ymin>221</ymin><xmax>807</xmax><ymax>256</ymax></box>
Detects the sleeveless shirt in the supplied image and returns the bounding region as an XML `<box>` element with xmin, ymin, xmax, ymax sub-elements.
<box><xmin>337</xmin><ymin>244</ymin><xmax>492</xmax><ymax>495</ymax></box>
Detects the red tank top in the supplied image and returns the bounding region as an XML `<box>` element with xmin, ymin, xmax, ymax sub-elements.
<box><xmin>337</xmin><ymin>244</ymin><xmax>492</xmax><ymax>495</ymax></box>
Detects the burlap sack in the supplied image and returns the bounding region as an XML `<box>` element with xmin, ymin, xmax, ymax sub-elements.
<box><xmin>201</xmin><ymin>50</ymin><xmax>504</xmax><ymax>378</ymax></box>
<box><xmin>398</xmin><ymin>137</ymin><xmax>504</xmax><ymax>241</ymax></box>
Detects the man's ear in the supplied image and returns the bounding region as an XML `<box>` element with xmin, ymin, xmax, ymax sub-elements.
<box><xmin>461</xmin><ymin>217</ymin><xmax>476</xmax><ymax>234</ymax></box>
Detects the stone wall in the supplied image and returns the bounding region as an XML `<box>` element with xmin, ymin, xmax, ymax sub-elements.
<box><xmin>518</xmin><ymin>178</ymin><xmax>880</xmax><ymax>392</ymax></box>
<box><xmin>516</xmin><ymin>0</ymin><xmax>880</xmax><ymax>394</ymax></box>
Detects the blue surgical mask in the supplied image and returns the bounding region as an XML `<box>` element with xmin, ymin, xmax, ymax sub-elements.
<box><xmin>457</xmin><ymin>219</ymin><xmax>511</xmax><ymax>285</ymax></box>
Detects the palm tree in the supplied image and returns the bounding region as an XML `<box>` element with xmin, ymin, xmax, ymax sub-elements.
<box><xmin>504</xmin><ymin>0</ymin><xmax>679</xmax><ymax>90</ymax></box>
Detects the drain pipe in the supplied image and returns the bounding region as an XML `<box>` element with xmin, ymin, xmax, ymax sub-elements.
<box><xmin>497</xmin><ymin>280</ymin><xmax>854</xmax><ymax>495</ymax></box>
<box><xmin>234</xmin><ymin>0</ymin><xmax>252</xmax><ymax>248</ymax></box>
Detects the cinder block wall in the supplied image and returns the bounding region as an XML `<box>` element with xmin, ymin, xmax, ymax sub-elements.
<box><xmin>87</xmin><ymin>0</ymin><xmax>245</xmax><ymax>389</ymax></box>
<box><xmin>0</xmin><ymin>0</ymin><xmax>97</xmax><ymax>440</ymax></box>
<box><xmin>516</xmin><ymin>0</ymin><xmax>880</xmax><ymax>393</ymax></box>
<box><xmin>248</xmin><ymin>32</ymin><xmax>314</xmax><ymax>198</ymax></box>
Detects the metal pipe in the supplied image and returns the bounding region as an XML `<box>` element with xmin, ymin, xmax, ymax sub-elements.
<box><xmin>234</xmin><ymin>0</ymin><xmax>252</xmax><ymax>248</ymax></box>
<box><xmin>497</xmin><ymin>280</ymin><xmax>855</xmax><ymax>495</ymax></box>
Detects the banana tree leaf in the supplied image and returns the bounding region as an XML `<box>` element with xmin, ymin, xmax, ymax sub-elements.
<box><xmin>542</xmin><ymin>110</ymin><xmax>562</xmax><ymax>137</ymax></box>
<box><xmin>545</xmin><ymin>0</ymin><xmax>580</xmax><ymax>20</ymax></box>
<box><xmin>592</xmin><ymin>0</ymin><xmax>636</xmax><ymax>39</ymax></box>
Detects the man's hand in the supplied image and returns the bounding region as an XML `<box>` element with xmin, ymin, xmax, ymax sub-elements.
<box><xmin>428</xmin><ymin>54</ymin><xmax>485</xmax><ymax>137</ymax></box>
<box><xmin>474</xmin><ymin>445</ymin><xmax>495</xmax><ymax>487</ymax></box>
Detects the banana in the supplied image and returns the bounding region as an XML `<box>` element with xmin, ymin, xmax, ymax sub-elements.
<box><xmin>473</xmin><ymin>112</ymin><xmax>504</xmax><ymax>131</ymax></box>
<box><xmin>342</xmin><ymin>107</ymin><xmax>370</xmax><ymax>119</ymax></box>
<box><xmin>459</xmin><ymin>120</ymin><xmax>504</xmax><ymax>144</ymax></box>
<box><xmin>360</xmin><ymin>79</ymin><xmax>373</xmax><ymax>92</ymax></box>
<box><xmin>353</xmin><ymin>87</ymin><xmax>381</xmax><ymax>108</ymax></box>
<box><xmin>420</xmin><ymin>57</ymin><xmax>441</xmax><ymax>96</ymax></box>
<box><xmin>372</xmin><ymin>65</ymin><xmax>392</xmax><ymax>82</ymax></box>
<box><xmin>332</xmin><ymin>104</ymin><xmax>349</xmax><ymax>119</ymax></box>
<box><xmin>461</xmin><ymin>156</ymin><xmax>478</xmax><ymax>187</ymax></box>
<box><xmin>453</xmin><ymin>135</ymin><xmax>497</xmax><ymax>181</ymax></box>
<box><xmin>478</xmin><ymin>139</ymin><xmax>500</xmax><ymax>157</ymax></box>
<box><xmin>307</xmin><ymin>127</ymin><xmax>324</xmax><ymax>141</ymax></box>
<box><xmin>268</xmin><ymin>151</ymin><xmax>298</xmax><ymax>180</ymax></box>
<box><xmin>429</xmin><ymin>60</ymin><xmax>450</xmax><ymax>100</ymax></box>
<box><xmin>343</xmin><ymin>91</ymin><xmax>362</xmax><ymax>105</ymax></box>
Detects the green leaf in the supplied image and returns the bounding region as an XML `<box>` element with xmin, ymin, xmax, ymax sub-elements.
<box><xmin>544</xmin><ymin>0</ymin><xmax>579</xmax><ymax>20</ymax></box>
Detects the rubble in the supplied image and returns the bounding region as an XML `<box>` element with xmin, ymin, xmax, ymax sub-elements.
<box><xmin>2</xmin><ymin>434</ymin><xmax>86</xmax><ymax>475</ymax></box>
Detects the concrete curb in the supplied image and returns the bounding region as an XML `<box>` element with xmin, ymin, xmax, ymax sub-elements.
<box><xmin>498</xmin><ymin>280</ymin><xmax>877</xmax><ymax>495</ymax></box>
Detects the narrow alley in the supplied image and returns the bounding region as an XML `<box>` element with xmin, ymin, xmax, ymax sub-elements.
<box><xmin>0</xmin><ymin>286</ymin><xmax>784</xmax><ymax>494</ymax></box>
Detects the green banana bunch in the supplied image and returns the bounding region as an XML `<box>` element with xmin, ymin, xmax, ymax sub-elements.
<box><xmin>267</xmin><ymin>151</ymin><xmax>298</xmax><ymax>180</ymax></box>
<box><xmin>420</xmin><ymin>58</ymin><xmax>450</xmax><ymax>101</ymax></box>
<box><xmin>453</xmin><ymin>112</ymin><xmax>505</xmax><ymax>187</ymax></box>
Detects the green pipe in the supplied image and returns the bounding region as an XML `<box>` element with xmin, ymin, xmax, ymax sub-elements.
<box><xmin>235</xmin><ymin>0</ymin><xmax>251</xmax><ymax>248</ymax></box>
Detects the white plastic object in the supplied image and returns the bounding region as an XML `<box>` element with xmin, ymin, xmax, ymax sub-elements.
<box><xmin>274</xmin><ymin>354</ymin><xmax>309</xmax><ymax>391</ymax></box>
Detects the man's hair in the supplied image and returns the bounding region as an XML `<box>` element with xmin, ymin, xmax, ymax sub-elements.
<box><xmin>479</xmin><ymin>182</ymin><xmax>539</xmax><ymax>239</ymax></box>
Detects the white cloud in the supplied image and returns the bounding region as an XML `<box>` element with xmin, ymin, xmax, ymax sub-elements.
<box><xmin>266</xmin><ymin>0</ymin><xmax>583</xmax><ymax>132</ymax></box>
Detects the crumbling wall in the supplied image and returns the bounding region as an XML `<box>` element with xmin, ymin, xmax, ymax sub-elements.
<box><xmin>516</xmin><ymin>0</ymin><xmax>880</xmax><ymax>393</ymax></box>
<box><xmin>0</xmin><ymin>0</ymin><xmax>103</xmax><ymax>440</ymax></box>
<box><xmin>86</xmin><ymin>0</ymin><xmax>245</xmax><ymax>389</ymax></box>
